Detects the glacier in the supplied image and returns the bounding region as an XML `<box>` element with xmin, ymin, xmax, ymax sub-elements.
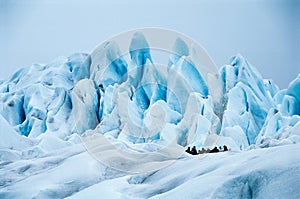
<box><xmin>0</xmin><ymin>30</ymin><xmax>300</xmax><ymax>198</ymax></box>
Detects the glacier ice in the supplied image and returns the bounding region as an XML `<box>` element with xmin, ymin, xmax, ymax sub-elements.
<box><xmin>282</xmin><ymin>74</ymin><xmax>300</xmax><ymax>116</ymax></box>
<box><xmin>0</xmin><ymin>114</ymin><xmax>32</xmax><ymax>150</ymax></box>
<box><xmin>87</xmin><ymin>31</ymin><xmax>222</xmax><ymax>150</ymax></box>
<box><xmin>129</xmin><ymin>32</ymin><xmax>153</xmax><ymax>67</ymax></box>
<box><xmin>0</xmin><ymin>28</ymin><xmax>300</xmax><ymax>199</ymax></box>
<box><xmin>0</xmin><ymin>53</ymin><xmax>91</xmax><ymax>138</ymax></box>
<box><xmin>70</xmin><ymin>79</ymin><xmax>100</xmax><ymax>134</ymax></box>
<box><xmin>256</xmin><ymin>74</ymin><xmax>300</xmax><ymax>147</ymax></box>
<box><xmin>92</xmin><ymin>41</ymin><xmax>128</xmax><ymax>90</ymax></box>
<box><xmin>218</xmin><ymin>54</ymin><xmax>284</xmax><ymax>148</ymax></box>
<box><xmin>0</xmin><ymin>32</ymin><xmax>299</xmax><ymax>150</ymax></box>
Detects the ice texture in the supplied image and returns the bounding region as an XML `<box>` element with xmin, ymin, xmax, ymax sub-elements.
<box><xmin>0</xmin><ymin>31</ymin><xmax>299</xmax><ymax>198</ymax></box>
<box><xmin>0</xmin><ymin>34</ymin><xmax>299</xmax><ymax>149</ymax></box>
<box><xmin>256</xmin><ymin>74</ymin><xmax>300</xmax><ymax>147</ymax></box>
<box><xmin>0</xmin><ymin>53</ymin><xmax>90</xmax><ymax>138</ymax></box>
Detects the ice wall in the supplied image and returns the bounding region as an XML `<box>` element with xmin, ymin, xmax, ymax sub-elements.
<box><xmin>0</xmin><ymin>33</ymin><xmax>299</xmax><ymax>151</ymax></box>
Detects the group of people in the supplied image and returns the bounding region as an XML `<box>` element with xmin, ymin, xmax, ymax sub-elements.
<box><xmin>185</xmin><ymin>145</ymin><xmax>228</xmax><ymax>155</ymax></box>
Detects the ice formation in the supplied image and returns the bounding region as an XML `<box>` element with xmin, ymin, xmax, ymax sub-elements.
<box><xmin>0</xmin><ymin>30</ymin><xmax>299</xmax><ymax>198</ymax></box>
<box><xmin>0</xmin><ymin>33</ymin><xmax>298</xmax><ymax>150</ymax></box>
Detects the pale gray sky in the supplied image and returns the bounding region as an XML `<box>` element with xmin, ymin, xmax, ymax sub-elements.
<box><xmin>0</xmin><ymin>0</ymin><xmax>299</xmax><ymax>88</ymax></box>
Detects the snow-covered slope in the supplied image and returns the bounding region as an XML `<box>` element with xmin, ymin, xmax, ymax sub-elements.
<box><xmin>0</xmin><ymin>31</ymin><xmax>299</xmax><ymax>198</ymax></box>
<box><xmin>1</xmin><ymin>142</ymin><xmax>299</xmax><ymax>198</ymax></box>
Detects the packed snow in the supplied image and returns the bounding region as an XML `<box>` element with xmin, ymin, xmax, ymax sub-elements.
<box><xmin>0</xmin><ymin>30</ymin><xmax>299</xmax><ymax>198</ymax></box>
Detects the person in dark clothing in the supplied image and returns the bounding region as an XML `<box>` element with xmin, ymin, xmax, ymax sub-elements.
<box><xmin>223</xmin><ymin>145</ymin><xmax>228</xmax><ymax>151</ymax></box>
<box><xmin>209</xmin><ymin>146</ymin><xmax>219</xmax><ymax>153</ymax></box>
<box><xmin>190</xmin><ymin>146</ymin><xmax>198</xmax><ymax>155</ymax></box>
<box><xmin>185</xmin><ymin>147</ymin><xmax>191</xmax><ymax>154</ymax></box>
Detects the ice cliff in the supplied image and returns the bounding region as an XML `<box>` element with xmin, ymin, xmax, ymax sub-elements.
<box><xmin>0</xmin><ymin>33</ymin><xmax>299</xmax><ymax>152</ymax></box>
<box><xmin>1</xmin><ymin>31</ymin><xmax>300</xmax><ymax>199</ymax></box>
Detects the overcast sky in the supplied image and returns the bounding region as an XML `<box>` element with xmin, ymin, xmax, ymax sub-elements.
<box><xmin>0</xmin><ymin>0</ymin><xmax>299</xmax><ymax>88</ymax></box>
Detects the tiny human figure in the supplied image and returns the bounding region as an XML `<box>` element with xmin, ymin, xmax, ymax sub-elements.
<box><xmin>190</xmin><ymin>146</ymin><xmax>198</xmax><ymax>155</ymax></box>
<box><xmin>199</xmin><ymin>148</ymin><xmax>206</xmax><ymax>154</ymax></box>
<box><xmin>223</xmin><ymin>145</ymin><xmax>228</xmax><ymax>151</ymax></box>
<box><xmin>209</xmin><ymin>146</ymin><xmax>219</xmax><ymax>153</ymax></box>
<box><xmin>185</xmin><ymin>146</ymin><xmax>191</xmax><ymax>154</ymax></box>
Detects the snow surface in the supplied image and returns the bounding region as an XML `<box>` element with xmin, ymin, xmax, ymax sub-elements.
<box><xmin>1</xmin><ymin>142</ymin><xmax>299</xmax><ymax>198</ymax></box>
<box><xmin>0</xmin><ymin>31</ymin><xmax>300</xmax><ymax>198</ymax></box>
